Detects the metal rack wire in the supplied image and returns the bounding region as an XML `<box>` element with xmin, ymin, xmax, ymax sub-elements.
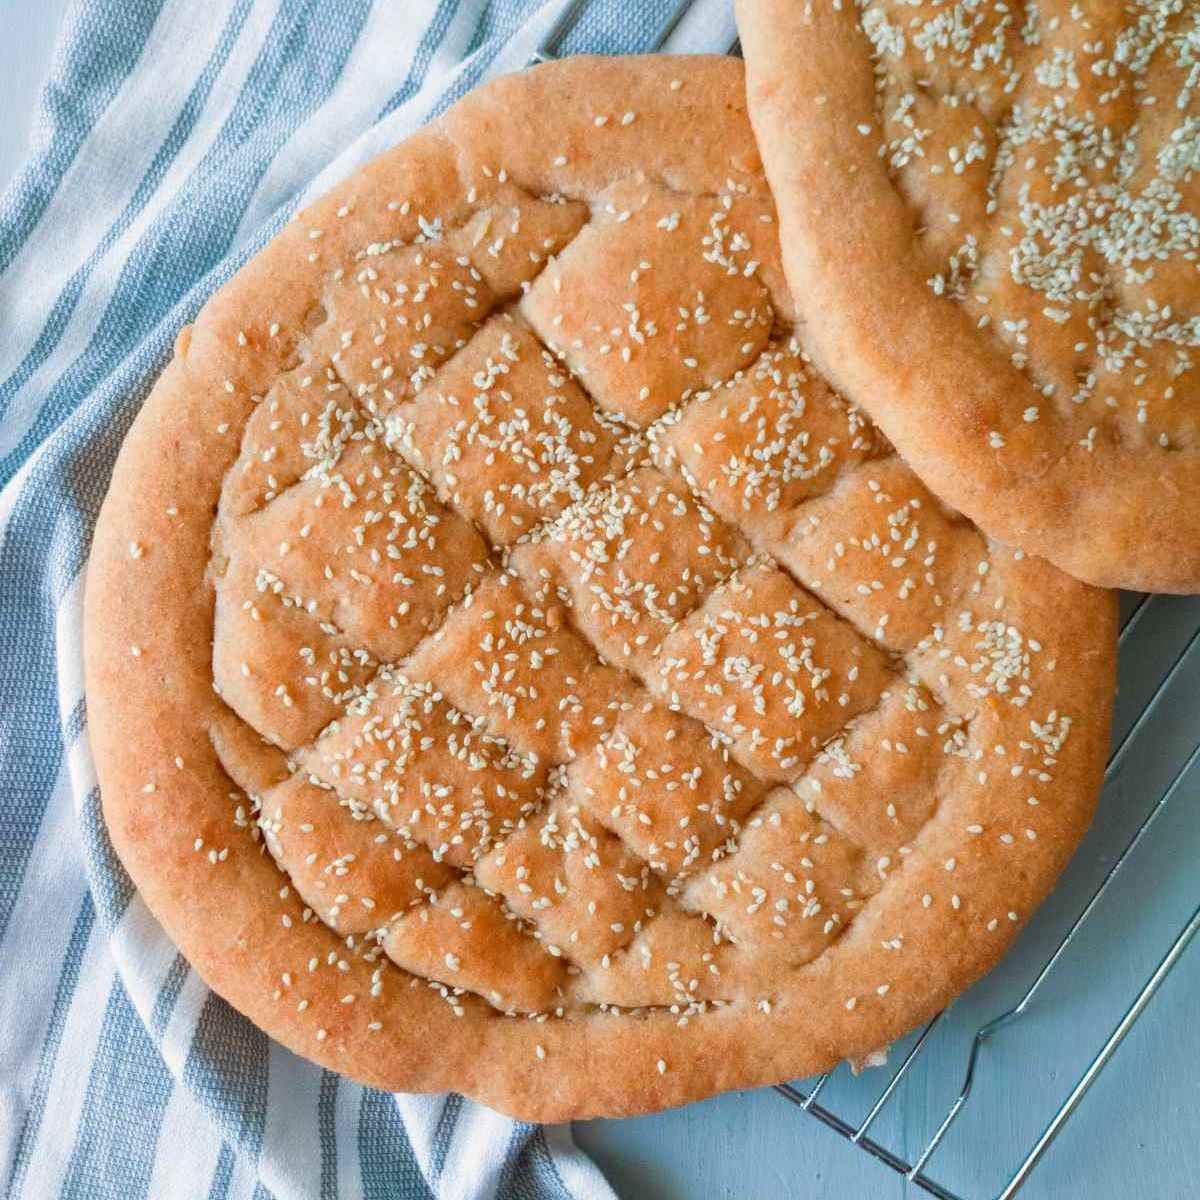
<box><xmin>529</xmin><ymin>5</ymin><xmax>1200</xmax><ymax>1196</ymax></box>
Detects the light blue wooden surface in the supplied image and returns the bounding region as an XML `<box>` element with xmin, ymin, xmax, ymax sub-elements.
<box><xmin>2</xmin><ymin>4</ymin><xmax>1198</xmax><ymax>1196</ymax></box>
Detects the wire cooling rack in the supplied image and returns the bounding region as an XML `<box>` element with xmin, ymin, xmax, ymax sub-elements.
<box><xmin>533</xmin><ymin>5</ymin><xmax>1200</xmax><ymax>1196</ymax></box>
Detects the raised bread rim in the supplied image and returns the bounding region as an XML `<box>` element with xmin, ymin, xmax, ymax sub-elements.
<box><xmin>85</xmin><ymin>54</ymin><xmax>1116</xmax><ymax>1121</ymax></box>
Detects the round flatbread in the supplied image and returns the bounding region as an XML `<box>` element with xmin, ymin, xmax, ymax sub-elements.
<box><xmin>86</xmin><ymin>55</ymin><xmax>1115</xmax><ymax>1121</ymax></box>
<box><xmin>738</xmin><ymin>0</ymin><xmax>1200</xmax><ymax>592</ymax></box>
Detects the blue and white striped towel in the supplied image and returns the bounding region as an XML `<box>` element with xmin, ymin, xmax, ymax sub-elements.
<box><xmin>0</xmin><ymin>2</ymin><xmax>737</xmax><ymax>1197</ymax></box>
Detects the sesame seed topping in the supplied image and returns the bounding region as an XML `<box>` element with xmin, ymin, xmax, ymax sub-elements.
<box><xmin>163</xmin><ymin>73</ymin><xmax>1105</xmax><ymax>1081</ymax></box>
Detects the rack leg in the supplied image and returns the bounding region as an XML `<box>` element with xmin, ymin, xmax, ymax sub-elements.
<box><xmin>997</xmin><ymin>901</ymin><xmax>1200</xmax><ymax>1199</ymax></box>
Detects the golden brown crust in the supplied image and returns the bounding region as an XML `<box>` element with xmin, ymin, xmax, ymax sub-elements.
<box><xmin>738</xmin><ymin>0</ymin><xmax>1200</xmax><ymax>593</ymax></box>
<box><xmin>86</xmin><ymin>55</ymin><xmax>1116</xmax><ymax>1122</ymax></box>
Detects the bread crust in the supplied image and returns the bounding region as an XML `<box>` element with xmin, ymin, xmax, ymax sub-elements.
<box><xmin>738</xmin><ymin>0</ymin><xmax>1200</xmax><ymax>593</ymax></box>
<box><xmin>86</xmin><ymin>55</ymin><xmax>1116</xmax><ymax>1121</ymax></box>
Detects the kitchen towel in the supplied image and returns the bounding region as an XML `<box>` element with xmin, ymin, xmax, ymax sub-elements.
<box><xmin>0</xmin><ymin>2</ymin><xmax>736</xmax><ymax>1198</ymax></box>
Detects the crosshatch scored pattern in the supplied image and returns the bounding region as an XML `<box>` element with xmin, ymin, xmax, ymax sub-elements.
<box><xmin>212</xmin><ymin>161</ymin><xmax>1020</xmax><ymax>1013</ymax></box>
<box><xmin>89</xmin><ymin>55</ymin><xmax>1114</xmax><ymax>1119</ymax></box>
<box><xmin>211</xmin><ymin>95</ymin><xmax>1072</xmax><ymax>1007</ymax></box>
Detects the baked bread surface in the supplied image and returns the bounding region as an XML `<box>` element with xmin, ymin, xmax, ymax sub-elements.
<box><xmin>738</xmin><ymin>0</ymin><xmax>1200</xmax><ymax>592</ymax></box>
<box><xmin>86</xmin><ymin>55</ymin><xmax>1116</xmax><ymax>1121</ymax></box>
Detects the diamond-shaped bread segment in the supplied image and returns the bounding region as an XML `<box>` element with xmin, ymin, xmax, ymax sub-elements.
<box><xmin>581</xmin><ymin>908</ymin><xmax>738</xmax><ymax>1009</ymax></box>
<box><xmin>796</xmin><ymin>682</ymin><xmax>965</xmax><ymax>856</ymax></box>
<box><xmin>446</xmin><ymin>191</ymin><xmax>589</xmax><ymax>297</ymax></box>
<box><xmin>567</xmin><ymin>699</ymin><xmax>768</xmax><ymax>885</ymax></box>
<box><xmin>512</xmin><ymin>465</ymin><xmax>750</xmax><ymax>676</ymax></box>
<box><xmin>664</xmin><ymin>339</ymin><xmax>884</xmax><ymax>540</ymax></box>
<box><xmin>388</xmin><ymin>313</ymin><xmax>637</xmax><ymax>545</ymax></box>
<box><xmin>222</xmin><ymin>360</ymin><xmax>360</xmax><ymax>518</ymax></box>
<box><xmin>309</xmin><ymin>188</ymin><xmax>587</xmax><ymax>413</ymax></box>
<box><xmin>656</xmin><ymin>562</ymin><xmax>894</xmax><ymax>782</ymax></box>
<box><xmin>212</xmin><ymin>552</ymin><xmax>379</xmax><ymax>751</ymax></box>
<box><xmin>778</xmin><ymin>458</ymin><xmax>989</xmax><ymax>653</ymax></box>
<box><xmin>296</xmin><ymin>670</ymin><xmax>547</xmax><ymax>869</ymax></box>
<box><xmin>407</xmin><ymin>570</ymin><xmax>631</xmax><ymax>765</ymax></box>
<box><xmin>382</xmin><ymin>880</ymin><xmax>569</xmax><ymax>1014</ymax></box>
<box><xmin>684</xmin><ymin>788</ymin><xmax>880</xmax><ymax>967</ymax></box>
<box><xmin>522</xmin><ymin>180</ymin><xmax>776</xmax><ymax>425</ymax></box>
<box><xmin>258</xmin><ymin>772</ymin><xmax>454</xmax><ymax>935</ymax></box>
<box><xmin>473</xmin><ymin>786</ymin><xmax>663</xmax><ymax>969</ymax></box>
<box><xmin>310</xmin><ymin>244</ymin><xmax>496</xmax><ymax>409</ymax></box>
<box><xmin>220</xmin><ymin>440</ymin><xmax>491</xmax><ymax>663</ymax></box>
